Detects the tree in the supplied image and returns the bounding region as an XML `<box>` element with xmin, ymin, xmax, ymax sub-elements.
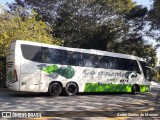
<box><xmin>0</xmin><ymin>8</ymin><xmax>62</xmax><ymax>57</ymax></box>
<box><xmin>9</xmin><ymin>0</ymin><xmax>157</xmax><ymax>66</ymax></box>
<box><xmin>146</xmin><ymin>1</ymin><xmax>160</xmax><ymax>56</ymax></box>
<box><xmin>149</xmin><ymin>0</ymin><xmax>160</xmax><ymax>29</ymax></box>
<box><xmin>10</xmin><ymin>0</ymin><xmax>134</xmax><ymax>49</ymax></box>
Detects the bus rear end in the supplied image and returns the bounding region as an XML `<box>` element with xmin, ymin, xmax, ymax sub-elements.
<box><xmin>6</xmin><ymin>41</ymin><xmax>20</xmax><ymax>91</ymax></box>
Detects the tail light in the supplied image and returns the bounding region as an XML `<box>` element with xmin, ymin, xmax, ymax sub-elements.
<box><xmin>6</xmin><ymin>62</ymin><xmax>13</xmax><ymax>68</ymax></box>
<box><xmin>13</xmin><ymin>69</ymin><xmax>18</xmax><ymax>82</ymax></box>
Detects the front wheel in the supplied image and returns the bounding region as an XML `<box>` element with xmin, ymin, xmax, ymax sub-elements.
<box><xmin>65</xmin><ymin>82</ymin><xmax>78</xmax><ymax>96</ymax></box>
<box><xmin>48</xmin><ymin>82</ymin><xmax>62</xmax><ymax>97</ymax></box>
<box><xmin>131</xmin><ymin>85</ymin><xmax>136</xmax><ymax>95</ymax></box>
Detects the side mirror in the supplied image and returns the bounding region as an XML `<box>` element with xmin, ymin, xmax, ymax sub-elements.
<box><xmin>145</xmin><ymin>66</ymin><xmax>155</xmax><ymax>81</ymax></box>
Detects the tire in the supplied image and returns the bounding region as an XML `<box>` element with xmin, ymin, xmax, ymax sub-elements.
<box><xmin>48</xmin><ymin>82</ymin><xmax>62</xmax><ymax>97</ymax></box>
<box><xmin>65</xmin><ymin>82</ymin><xmax>78</xmax><ymax>96</ymax></box>
<box><xmin>131</xmin><ymin>85</ymin><xmax>136</xmax><ymax>95</ymax></box>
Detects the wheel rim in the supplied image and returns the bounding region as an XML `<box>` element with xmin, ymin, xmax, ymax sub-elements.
<box><xmin>68</xmin><ymin>85</ymin><xmax>76</xmax><ymax>93</ymax></box>
<box><xmin>51</xmin><ymin>85</ymin><xmax>59</xmax><ymax>94</ymax></box>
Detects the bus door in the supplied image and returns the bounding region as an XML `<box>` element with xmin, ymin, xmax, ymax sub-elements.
<box><xmin>39</xmin><ymin>46</ymin><xmax>52</xmax><ymax>92</ymax></box>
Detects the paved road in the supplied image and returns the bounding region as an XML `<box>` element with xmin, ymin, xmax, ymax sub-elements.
<box><xmin>0</xmin><ymin>88</ymin><xmax>159</xmax><ymax>120</ymax></box>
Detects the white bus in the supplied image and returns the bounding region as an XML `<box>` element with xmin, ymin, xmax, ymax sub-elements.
<box><xmin>6</xmin><ymin>40</ymin><xmax>152</xmax><ymax>96</ymax></box>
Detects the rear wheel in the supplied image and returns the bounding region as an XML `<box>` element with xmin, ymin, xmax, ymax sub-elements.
<box><xmin>65</xmin><ymin>82</ymin><xmax>78</xmax><ymax>96</ymax></box>
<box><xmin>48</xmin><ymin>82</ymin><xmax>62</xmax><ymax>97</ymax></box>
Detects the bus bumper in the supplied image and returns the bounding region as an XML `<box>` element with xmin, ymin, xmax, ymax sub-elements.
<box><xmin>6</xmin><ymin>81</ymin><xmax>20</xmax><ymax>91</ymax></box>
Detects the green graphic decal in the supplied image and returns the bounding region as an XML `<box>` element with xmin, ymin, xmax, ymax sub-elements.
<box><xmin>41</xmin><ymin>65</ymin><xmax>75</xmax><ymax>79</ymax></box>
<box><xmin>7</xmin><ymin>70</ymin><xmax>13</xmax><ymax>81</ymax></box>
<box><xmin>84</xmin><ymin>83</ymin><xmax>132</xmax><ymax>92</ymax></box>
<box><xmin>140</xmin><ymin>85</ymin><xmax>150</xmax><ymax>92</ymax></box>
<box><xmin>84</xmin><ymin>83</ymin><xmax>151</xmax><ymax>92</ymax></box>
<box><xmin>125</xmin><ymin>72</ymin><xmax>137</xmax><ymax>79</ymax></box>
<box><xmin>57</xmin><ymin>66</ymin><xmax>75</xmax><ymax>79</ymax></box>
<box><xmin>41</xmin><ymin>65</ymin><xmax>59</xmax><ymax>74</ymax></box>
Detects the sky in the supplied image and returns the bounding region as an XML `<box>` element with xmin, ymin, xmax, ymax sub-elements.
<box><xmin>0</xmin><ymin>0</ymin><xmax>160</xmax><ymax>57</ymax></box>
<box><xmin>132</xmin><ymin>0</ymin><xmax>160</xmax><ymax>58</ymax></box>
<box><xmin>0</xmin><ymin>0</ymin><xmax>13</xmax><ymax>6</ymax></box>
<box><xmin>132</xmin><ymin>0</ymin><xmax>153</xmax><ymax>8</ymax></box>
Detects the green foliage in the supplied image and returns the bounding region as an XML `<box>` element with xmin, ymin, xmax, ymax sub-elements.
<box><xmin>149</xmin><ymin>0</ymin><xmax>160</xmax><ymax>29</ymax></box>
<box><xmin>8</xmin><ymin>0</ymin><xmax>158</xmax><ymax>67</ymax></box>
<box><xmin>106</xmin><ymin>0</ymin><xmax>135</xmax><ymax>13</ymax></box>
<box><xmin>0</xmin><ymin>61</ymin><xmax>4</xmax><ymax>70</ymax></box>
<box><xmin>153</xmin><ymin>67</ymin><xmax>160</xmax><ymax>82</ymax></box>
<box><xmin>126</xmin><ymin>5</ymin><xmax>148</xmax><ymax>20</ymax></box>
<box><xmin>10</xmin><ymin>0</ymin><xmax>135</xmax><ymax>48</ymax></box>
<box><xmin>0</xmin><ymin>8</ymin><xmax>63</xmax><ymax>57</ymax></box>
<box><xmin>110</xmin><ymin>34</ymin><xmax>157</xmax><ymax>67</ymax></box>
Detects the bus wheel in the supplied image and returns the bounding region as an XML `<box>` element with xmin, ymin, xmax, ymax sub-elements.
<box><xmin>65</xmin><ymin>82</ymin><xmax>78</xmax><ymax>96</ymax></box>
<box><xmin>48</xmin><ymin>82</ymin><xmax>62</xmax><ymax>97</ymax></box>
<box><xmin>131</xmin><ymin>85</ymin><xmax>136</xmax><ymax>95</ymax></box>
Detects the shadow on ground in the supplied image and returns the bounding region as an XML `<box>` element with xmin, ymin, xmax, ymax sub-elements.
<box><xmin>0</xmin><ymin>90</ymin><xmax>132</xmax><ymax>98</ymax></box>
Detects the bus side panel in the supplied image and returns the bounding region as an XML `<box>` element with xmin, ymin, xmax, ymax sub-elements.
<box><xmin>39</xmin><ymin>64</ymin><xmax>143</xmax><ymax>93</ymax></box>
<box><xmin>80</xmin><ymin>68</ymin><xmax>140</xmax><ymax>92</ymax></box>
<box><xmin>75</xmin><ymin>67</ymin><xmax>143</xmax><ymax>93</ymax></box>
<box><xmin>40</xmin><ymin>64</ymin><xmax>69</xmax><ymax>92</ymax></box>
<box><xmin>40</xmin><ymin>72</ymin><xmax>50</xmax><ymax>92</ymax></box>
<box><xmin>40</xmin><ymin>64</ymin><xmax>83</xmax><ymax>92</ymax></box>
<box><xmin>20</xmin><ymin>59</ymin><xmax>41</xmax><ymax>92</ymax></box>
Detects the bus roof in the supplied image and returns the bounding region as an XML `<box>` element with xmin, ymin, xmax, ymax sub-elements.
<box><xmin>14</xmin><ymin>40</ymin><xmax>146</xmax><ymax>62</ymax></box>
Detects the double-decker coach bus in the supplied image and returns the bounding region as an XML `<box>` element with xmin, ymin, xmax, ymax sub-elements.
<box><xmin>6</xmin><ymin>40</ymin><xmax>152</xmax><ymax>96</ymax></box>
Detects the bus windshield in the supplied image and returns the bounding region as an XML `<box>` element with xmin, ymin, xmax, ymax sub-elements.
<box><xmin>140</xmin><ymin>61</ymin><xmax>152</xmax><ymax>81</ymax></box>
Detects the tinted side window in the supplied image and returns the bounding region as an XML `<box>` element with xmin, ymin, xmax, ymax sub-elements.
<box><xmin>82</xmin><ymin>54</ymin><xmax>91</xmax><ymax>67</ymax></box>
<box><xmin>82</xmin><ymin>54</ymin><xmax>98</xmax><ymax>67</ymax></box>
<box><xmin>21</xmin><ymin>44</ymin><xmax>42</xmax><ymax>62</ymax></box>
<box><xmin>59</xmin><ymin>50</ymin><xmax>68</xmax><ymax>65</ymax></box>
<box><xmin>41</xmin><ymin>47</ymin><xmax>50</xmax><ymax>63</ymax></box>
<box><xmin>68</xmin><ymin>51</ymin><xmax>79</xmax><ymax>66</ymax></box>
<box><xmin>95</xmin><ymin>56</ymin><xmax>103</xmax><ymax>68</ymax></box>
<box><xmin>98</xmin><ymin>56</ymin><xmax>117</xmax><ymax>69</ymax></box>
<box><xmin>47</xmin><ymin>48</ymin><xmax>68</xmax><ymax>65</ymax></box>
<box><xmin>127</xmin><ymin>60</ymin><xmax>140</xmax><ymax>73</ymax></box>
<box><xmin>117</xmin><ymin>58</ymin><xmax>140</xmax><ymax>72</ymax></box>
<box><xmin>78</xmin><ymin>52</ymin><xmax>84</xmax><ymax>66</ymax></box>
<box><xmin>97</xmin><ymin>56</ymin><xmax>140</xmax><ymax>72</ymax></box>
<box><xmin>21</xmin><ymin>44</ymin><xmax>141</xmax><ymax>72</ymax></box>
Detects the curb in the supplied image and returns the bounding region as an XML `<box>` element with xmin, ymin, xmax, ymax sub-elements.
<box><xmin>0</xmin><ymin>88</ymin><xmax>10</xmax><ymax>91</ymax></box>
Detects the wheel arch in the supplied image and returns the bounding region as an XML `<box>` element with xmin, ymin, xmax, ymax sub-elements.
<box><xmin>65</xmin><ymin>81</ymin><xmax>79</xmax><ymax>96</ymax></box>
<box><xmin>48</xmin><ymin>81</ymin><xmax>63</xmax><ymax>91</ymax></box>
<box><xmin>66</xmin><ymin>81</ymin><xmax>79</xmax><ymax>91</ymax></box>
